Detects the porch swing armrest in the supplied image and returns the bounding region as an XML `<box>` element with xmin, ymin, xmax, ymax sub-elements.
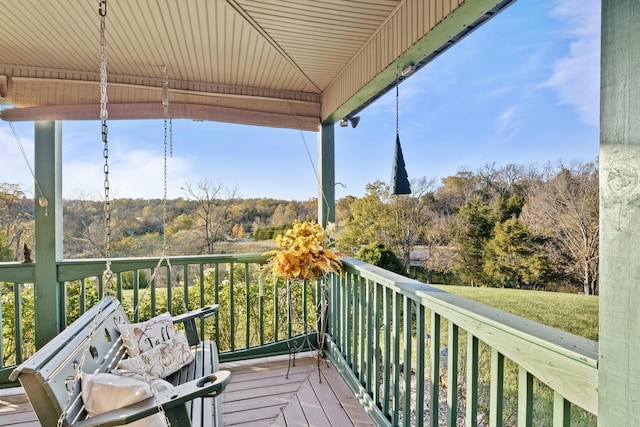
<box><xmin>172</xmin><ymin>304</ymin><xmax>220</xmax><ymax>346</ymax></box>
<box><xmin>73</xmin><ymin>370</ymin><xmax>232</xmax><ymax>427</ymax></box>
<box><xmin>171</xmin><ymin>304</ymin><xmax>220</xmax><ymax>324</ymax></box>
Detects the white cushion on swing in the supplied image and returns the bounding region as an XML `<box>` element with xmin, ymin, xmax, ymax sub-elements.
<box><xmin>117</xmin><ymin>330</ymin><xmax>194</xmax><ymax>378</ymax></box>
<box><xmin>118</xmin><ymin>312</ymin><xmax>176</xmax><ymax>357</ymax></box>
<box><xmin>81</xmin><ymin>372</ymin><xmax>173</xmax><ymax>427</ymax></box>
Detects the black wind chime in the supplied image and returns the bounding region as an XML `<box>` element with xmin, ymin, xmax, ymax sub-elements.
<box><xmin>391</xmin><ymin>70</ymin><xmax>411</xmax><ymax>195</ymax></box>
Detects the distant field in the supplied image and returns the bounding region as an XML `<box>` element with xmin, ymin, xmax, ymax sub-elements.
<box><xmin>432</xmin><ymin>285</ymin><xmax>599</xmax><ymax>341</ymax></box>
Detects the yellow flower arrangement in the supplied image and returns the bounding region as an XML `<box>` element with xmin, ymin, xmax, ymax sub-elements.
<box><xmin>264</xmin><ymin>220</ymin><xmax>343</xmax><ymax>281</ymax></box>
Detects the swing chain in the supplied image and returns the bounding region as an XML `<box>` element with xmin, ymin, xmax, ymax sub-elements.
<box><xmin>99</xmin><ymin>0</ymin><xmax>113</xmax><ymax>282</ymax></box>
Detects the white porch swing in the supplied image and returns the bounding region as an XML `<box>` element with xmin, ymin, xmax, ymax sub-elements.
<box><xmin>9</xmin><ymin>2</ymin><xmax>231</xmax><ymax>426</ymax></box>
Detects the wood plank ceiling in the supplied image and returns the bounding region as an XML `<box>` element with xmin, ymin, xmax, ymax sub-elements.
<box><xmin>0</xmin><ymin>0</ymin><xmax>515</xmax><ymax>131</ymax></box>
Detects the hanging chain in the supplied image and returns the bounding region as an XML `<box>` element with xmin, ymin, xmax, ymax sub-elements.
<box><xmin>160</xmin><ymin>72</ymin><xmax>186</xmax><ymax>312</ymax></box>
<box><xmin>395</xmin><ymin>71</ymin><xmax>400</xmax><ymax>137</ymax></box>
<box><xmin>162</xmin><ymin>121</ymin><xmax>169</xmax><ymax>257</ymax></box>
<box><xmin>162</xmin><ymin>66</ymin><xmax>173</xmax><ymax>157</ymax></box>
<box><xmin>99</xmin><ymin>0</ymin><xmax>113</xmax><ymax>286</ymax></box>
<box><xmin>162</xmin><ymin>66</ymin><xmax>169</xmax><ymax>118</ymax></box>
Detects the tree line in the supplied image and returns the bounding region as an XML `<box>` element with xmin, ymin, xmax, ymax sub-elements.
<box><xmin>0</xmin><ymin>159</ymin><xmax>599</xmax><ymax>294</ymax></box>
<box><xmin>335</xmin><ymin>160</ymin><xmax>598</xmax><ymax>294</ymax></box>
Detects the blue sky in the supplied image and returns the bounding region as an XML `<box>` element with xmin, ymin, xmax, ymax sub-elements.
<box><xmin>0</xmin><ymin>0</ymin><xmax>600</xmax><ymax>202</ymax></box>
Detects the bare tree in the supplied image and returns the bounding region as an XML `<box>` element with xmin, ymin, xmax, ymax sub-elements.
<box><xmin>390</xmin><ymin>177</ymin><xmax>438</xmax><ymax>271</ymax></box>
<box><xmin>521</xmin><ymin>161</ymin><xmax>599</xmax><ymax>294</ymax></box>
<box><xmin>182</xmin><ymin>179</ymin><xmax>238</xmax><ymax>254</ymax></box>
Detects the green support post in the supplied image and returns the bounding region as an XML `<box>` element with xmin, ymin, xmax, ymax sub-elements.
<box><xmin>318</xmin><ymin>122</ymin><xmax>335</xmax><ymax>227</ymax></box>
<box><xmin>34</xmin><ymin>121</ymin><xmax>63</xmax><ymax>349</ymax></box>
<box><xmin>599</xmin><ymin>0</ymin><xmax>640</xmax><ymax>424</ymax></box>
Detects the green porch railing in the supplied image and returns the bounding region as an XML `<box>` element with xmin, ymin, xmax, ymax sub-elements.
<box><xmin>1</xmin><ymin>255</ymin><xmax>598</xmax><ymax>425</ymax></box>
<box><xmin>0</xmin><ymin>254</ymin><xmax>322</xmax><ymax>384</ymax></box>
<box><xmin>324</xmin><ymin>258</ymin><xmax>598</xmax><ymax>426</ymax></box>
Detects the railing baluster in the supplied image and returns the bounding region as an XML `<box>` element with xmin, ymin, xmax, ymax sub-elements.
<box><xmin>150</xmin><ymin>269</ymin><xmax>156</xmax><ymax>316</ymax></box>
<box><xmin>273</xmin><ymin>275</ymin><xmax>279</xmax><ymax>342</ymax></box>
<box><xmin>183</xmin><ymin>264</ymin><xmax>190</xmax><ymax>312</ymax></box>
<box><xmin>403</xmin><ymin>296</ymin><xmax>413</xmax><ymax>426</ymax></box>
<box><xmin>331</xmin><ymin>273</ymin><xmax>340</xmax><ymax>350</ymax></box>
<box><xmin>518</xmin><ymin>366</ymin><xmax>534</xmax><ymax>427</ymax></box>
<box><xmin>132</xmin><ymin>271</ymin><xmax>139</xmax><ymax>322</ymax></box>
<box><xmin>383</xmin><ymin>286</ymin><xmax>392</xmax><ymax>417</ymax></box>
<box><xmin>214</xmin><ymin>262</ymin><xmax>220</xmax><ymax>344</ymax></box>
<box><xmin>392</xmin><ymin>291</ymin><xmax>402</xmax><ymax>426</ymax></box>
<box><xmin>98</xmin><ymin>273</ymin><xmax>104</xmax><ymax>299</ymax></box>
<box><xmin>372</xmin><ymin>281</ymin><xmax>382</xmax><ymax>405</ymax></box>
<box><xmin>60</xmin><ymin>282</ymin><xmax>68</xmax><ymax>328</ymax></box>
<box><xmin>79</xmin><ymin>278</ymin><xmax>86</xmax><ymax>315</ymax></box>
<box><xmin>415</xmin><ymin>303</ymin><xmax>426</xmax><ymax>427</ymax></box>
<box><xmin>358</xmin><ymin>276</ymin><xmax>366</xmax><ymax>383</ymax></box>
<box><xmin>166</xmin><ymin>265</ymin><xmax>172</xmax><ymax>314</ymax></box>
<box><xmin>229</xmin><ymin>262</ymin><xmax>235</xmax><ymax>351</ymax></box>
<box><xmin>430</xmin><ymin>311</ymin><xmax>441</xmax><ymax>427</ymax></box>
<box><xmin>553</xmin><ymin>391</ymin><xmax>571</xmax><ymax>427</ymax></box>
<box><xmin>245</xmin><ymin>263</ymin><xmax>250</xmax><ymax>349</ymax></box>
<box><xmin>13</xmin><ymin>283</ymin><xmax>22</xmax><ymax>364</ymax></box>
<box><xmin>447</xmin><ymin>322</ymin><xmax>459</xmax><ymax>427</ymax></box>
<box><xmin>344</xmin><ymin>272</ymin><xmax>350</xmax><ymax>355</ymax></box>
<box><xmin>490</xmin><ymin>349</ymin><xmax>504</xmax><ymax>427</ymax></box>
<box><xmin>466</xmin><ymin>334</ymin><xmax>479</xmax><ymax>427</ymax></box>
<box><xmin>365</xmin><ymin>279</ymin><xmax>373</xmax><ymax>395</ymax></box>
<box><xmin>259</xmin><ymin>272</ymin><xmax>265</xmax><ymax>346</ymax></box>
<box><xmin>352</xmin><ymin>273</ymin><xmax>360</xmax><ymax>376</ymax></box>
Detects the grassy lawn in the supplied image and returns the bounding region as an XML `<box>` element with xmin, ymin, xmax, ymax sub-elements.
<box><xmin>432</xmin><ymin>285</ymin><xmax>599</xmax><ymax>341</ymax></box>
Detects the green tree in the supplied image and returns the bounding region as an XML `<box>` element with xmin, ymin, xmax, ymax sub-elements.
<box><xmin>0</xmin><ymin>230</ymin><xmax>13</xmax><ymax>261</ymax></box>
<box><xmin>336</xmin><ymin>181</ymin><xmax>394</xmax><ymax>252</ymax></box>
<box><xmin>483</xmin><ymin>217</ymin><xmax>550</xmax><ymax>287</ymax></box>
<box><xmin>452</xmin><ymin>197</ymin><xmax>495</xmax><ymax>286</ymax></box>
<box><xmin>356</xmin><ymin>242</ymin><xmax>406</xmax><ymax>276</ymax></box>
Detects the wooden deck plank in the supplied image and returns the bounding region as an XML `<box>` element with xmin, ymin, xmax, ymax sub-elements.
<box><xmin>311</xmin><ymin>370</ymin><xmax>357</xmax><ymax>426</ymax></box>
<box><xmin>0</xmin><ymin>390</ymin><xmax>38</xmax><ymax>426</ymax></box>
<box><xmin>0</xmin><ymin>353</ymin><xmax>375</xmax><ymax>427</ymax></box>
<box><xmin>298</xmin><ymin>381</ymin><xmax>332</xmax><ymax>425</ymax></box>
<box><xmin>320</xmin><ymin>360</ymin><xmax>377</xmax><ymax>427</ymax></box>
<box><xmin>276</xmin><ymin>394</ymin><xmax>307</xmax><ymax>426</ymax></box>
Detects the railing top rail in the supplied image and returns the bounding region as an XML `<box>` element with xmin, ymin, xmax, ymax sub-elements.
<box><xmin>0</xmin><ymin>262</ymin><xmax>35</xmax><ymax>283</ymax></box>
<box><xmin>56</xmin><ymin>253</ymin><xmax>270</xmax><ymax>282</ymax></box>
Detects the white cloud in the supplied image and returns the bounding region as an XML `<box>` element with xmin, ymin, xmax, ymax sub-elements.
<box><xmin>64</xmin><ymin>144</ymin><xmax>194</xmax><ymax>200</ymax></box>
<box><xmin>545</xmin><ymin>0</ymin><xmax>601</xmax><ymax>126</ymax></box>
<box><xmin>495</xmin><ymin>106</ymin><xmax>521</xmax><ymax>142</ymax></box>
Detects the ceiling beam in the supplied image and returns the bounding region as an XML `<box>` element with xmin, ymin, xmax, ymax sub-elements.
<box><xmin>0</xmin><ymin>102</ymin><xmax>320</xmax><ymax>131</ymax></box>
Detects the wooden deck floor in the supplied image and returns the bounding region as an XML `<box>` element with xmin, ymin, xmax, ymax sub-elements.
<box><xmin>0</xmin><ymin>353</ymin><xmax>375</xmax><ymax>427</ymax></box>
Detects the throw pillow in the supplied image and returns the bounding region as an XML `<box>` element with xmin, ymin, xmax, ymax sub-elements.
<box><xmin>81</xmin><ymin>372</ymin><xmax>172</xmax><ymax>427</ymax></box>
<box><xmin>118</xmin><ymin>312</ymin><xmax>176</xmax><ymax>357</ymax></box>
<box><xmin>117</xmin><ymin>330</ymin><xmax>194</xmax><ymax>378</ymax></box>
<box><xmin>110</xmin><ymin>369</ymin><xmax>175</xmax><ymax>391</ymax></box>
